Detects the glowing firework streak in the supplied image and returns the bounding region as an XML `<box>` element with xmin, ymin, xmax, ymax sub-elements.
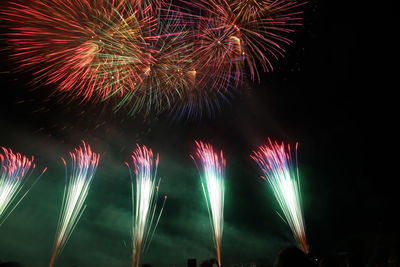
<box><xmin>49</xmin><ymin>142</ymin><xmax>100</xmax><ymax>267</ymax></box>
<box><xmin>251</xmin><ymin>139</ymin><xmax>309</xmax><ymax>253</ymax></box>
<box><xmin>166</xmin><ymin>0</ymin><xmax>304</xmax><ymax>81</ymax></box>
<box><xmin>114</xmin><ymin>22</ymin><xmax>194</xmax><ymax>116</ymax></box>
<box><xmin>191</xmin><ymin>141</ymin><xmax>226</xmax><ymax>266</ymax></box>
<box><xmin>2</xmin><ymin>0</ymin><xmax>158</xmax><ymax>101</ymax></box>
<box><xmin>2</xmin><ymin>0</ymin><xmax>305</xmax><ymax>118</ymax></box>
<box><xmin>0</xmin><ymin>147</ymin><xmax>46</xmax><ymax>226</ymax></box>
<box><xmin>126</xmin><ymin>145</ymin><xmax>166</xmax><ymax>267</ymax></box>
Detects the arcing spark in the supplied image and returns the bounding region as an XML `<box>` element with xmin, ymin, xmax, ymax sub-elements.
<box><xmin>113</xmin><ymin>7</ymin><xmax>195</xmax><ymax>116</ymax></box>
<box><xmin>160</xmin><ymin>0</ymin><xmax>304</xmax><ymax>119</ymax></box>
<box><xmin>49</xmin><ymin>142</ymin><xmax>100</xmax><ymax>267</ymax></box>
<box><xmin>0</xmin><ymin>147</ymin><xmax>46</xmax><ymax>226</ymax></box>
<box><xmin>126</xmin><ymin>145</ymin><xmax>166</xmax><ymax>267</ymax></box>
<box><xmin>168</xmin><ymin>0</ymin><xmax>304</xmax><ymax>81</ymax></box>
<box><xmin>191</xmin><ymin>141</ymin><xmax>226</xmax><ymax>267</ymax></box>
<box><xmin>251</xmin><ymin>139</ymin><xmax>309</xmax><ymax>253</ymax></box>
<box><xmin>1</xmin><ymin>0</ymin><xmax>197</xmax><ymax>117</ymax></box>
<box><xmin>2</xmin><ymin>0</ymin><xmax>305</xmax><ymax>118</ymax></box>
<box><xmin>2</xmin><ymin>0</ymin><xmax>157</xmax><ymax>101</ymax></box>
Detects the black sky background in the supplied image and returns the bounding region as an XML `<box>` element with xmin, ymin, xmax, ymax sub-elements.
<box><xmin>0</xmin><ymin>0</ymin><xmax>397</xmax><ymax>266</ymax></box>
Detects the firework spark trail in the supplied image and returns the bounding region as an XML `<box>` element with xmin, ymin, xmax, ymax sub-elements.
<box><xmin>114</xmin><ymin>6</ymin><xmax>195</xmax><ymax>116</ymax></box>
<box><xmin>49</xmin><ymin>142</ymin><xmax>100</xmax><ymax>267</ymax></box>
<box><xmin>0</xmin><ymin>147</ymin><xmax>46</xmax><ymax>226</ymax></box>
<box><xmin>165</xmin><ymin>8</ymin><xmax>242</xmax><ymax>120</ymax></box>
<box><xmin>166</xmin><ymin>0</ymin><xmax>304</xmax><ymax>81</ymax></box>
<box><xmin>191</xmin><ymin>141</ymin><xmax>226</xmax><ymax>267</ymax></box>
<box><xmin>251</xmin><ymin>139</ymin><xmax>309</xmax><ymax>254</ymax></box>
<box><xmin>1</xmin><ymin>0</ymin><xmax>305</xmax><ymax>118</ymax></box>
<box><xmin>159</xmin><ymin>0</ymin><xmax>304</xmax><ymax>119</ymax></box>
<box><xmin>2</xmin><ymin>0</ymin><xmax>198</xmax><ymax>116</ymax></box>
<box><xmin>2</xmin><ymin>0</ymin><xmax>158</xmax><ymax>101</ymax></box>
<box><xmin>126</xmin><ymin>145</ymin><xmax>166</xmax><ymax>267</ymax></box>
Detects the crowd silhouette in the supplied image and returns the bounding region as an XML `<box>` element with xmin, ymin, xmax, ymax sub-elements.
<box><xmin>1</xmin><ymin>245</ymin><xmax>399</xmax><ymax>267</ymax></box>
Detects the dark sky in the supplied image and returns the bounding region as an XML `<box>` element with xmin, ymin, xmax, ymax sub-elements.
<box><xmin>0</xmin><ymin>0</ymin><xmax>396</xmax><ymax>266</ymax></box>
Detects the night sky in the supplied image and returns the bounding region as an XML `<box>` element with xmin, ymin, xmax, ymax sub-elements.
<box><xmin>0</xmin><ymin>0</ymin><xmax>396</xmax><ymax>266</ymax></box>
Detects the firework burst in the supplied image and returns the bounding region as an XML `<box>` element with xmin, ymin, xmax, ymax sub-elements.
<box><xmin>49</xmin><ymin>142</ymin><xmax>100</xmax><ymax>267</ymax></box>
<box><xmin>191</xmin><ymin>141</ymin><xmax>226</xmax><ymax>266</ymax></box>
<box><xmin>159</xmin><ymin>0</ymin><xmax>304</xmax><ymax>119</ymax></box>
<box><xmin>113</xmin><ymin>10</ymin><xmax>195</xmax><ymax>116</ymax></box>
<box><xmin>251</xmin><ymin>139</ymin><xmax>309</xmax><ymax>254</ymax></box>
<box><xmin>0</xmin><ymin>147</ymin><xmax>46</xmax><ymax>226</ymax></box>
<box><xmin>167</xmin><ymin>0</ymin><xmax>303</xmax><ymax>80</ymax></box>
<box><xmin>2</xmin><ymin>0</ymin><xmax>158</xmax><ymax>101</ymax></box>
<box><xmin>126</xmin><ymin>145</ymin><xmax>166</xmax><ymax>267</ymax></box>
<box><xmin>2</xmin><ymin>0</ymin><xmax>305</xmax><ymax>118</ymax></box>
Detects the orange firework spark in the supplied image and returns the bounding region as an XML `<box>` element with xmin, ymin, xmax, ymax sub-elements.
<box><xmin>2</xmin><ymin>0</ymin><xmax>158</xmax><ymax>101</ymax></box>
<box><xmin>2</xmin><ymin>0</ymin><xmax>305</xmax><ymax>118</ymax></box>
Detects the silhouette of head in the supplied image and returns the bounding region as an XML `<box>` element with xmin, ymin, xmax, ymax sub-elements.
<box><xmin>200</xmin><ymin>259</ymin><xmax>213</xmax><ymax>267</ymax></box>
<box><xmin>274</xmin><ymin>247</ymin><xmax>315</xmax><ymax>267</ymax></box>
<box><xmin>388</xmin><ymin>255</ymin><xmax>399</xmax><ymax>267</ymax></box>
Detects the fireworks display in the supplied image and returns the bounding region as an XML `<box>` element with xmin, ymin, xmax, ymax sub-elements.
<box><xmin>49</xmin><ymin>142</ymin><xmax>100</xmax><ymax>267</ymax></box>
<box><xmin>1</xmin><ymin>0</ymin><xmax>304</xmax><ymax>118</ymax></box>
<box><xmin>113</xmin><ymin>12</ymin><xmax>194</xmax><ymax>116</ymax></box>
<box><xmin>168</xmin><ymin>0</ymin><xmax>303</xmax><ymax>81</ymax></box>
<box><xmin>251</xmin><ymin>139</ymin><xmax>309</xmax><ymax>254</ymax></box>
<box><xmin>126</xmin><ymin>145</ymin><xmax>166</xmax><ymax>267</ymax></box>
<box><xmin>0</xmin><ymin>147</ymin><xmax>46</xmax><ymax>226</ymax></box>
<box><xmin>191</xmin><ymin>141</ymin><xmax>226</xmax><ymax>266</ymax></box>
<box><xmin>2</xmin><ymin>0</ymin><xmax>158</xmax><ymax>100</ymax></box>
<box><xmin>0</xmin><ymin>0</ymin><xmax>370</xmax><ymax>263</ymax></box>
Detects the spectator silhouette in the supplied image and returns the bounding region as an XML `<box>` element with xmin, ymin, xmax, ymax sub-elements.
<box><xmin>273</xmin><ymin>247</ymin><xmax>316</xmax><ymax>267</ymax></box>
<box><xmin>201</xmin><ymin>260</ymin><xmax>212</xmax><ymax>267</ymax></box>
<box><xmin>201</xmin><ymin>259</ymin><xmax>218</xmax><ymax>267</ymax></box>
<box><xmin>209</xmin><ymin>258</ymin><xmax>219</xmax><ymax>267</ymax></box>
<box><xmin>368</xmin><ymin>247</ymin><xmax>388</xmax><ymax>267</ymax></box>
<box><xmin>387</xmin><ymin>255</ymin><xmax>399</xmax><ymax>267</ymax></box>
